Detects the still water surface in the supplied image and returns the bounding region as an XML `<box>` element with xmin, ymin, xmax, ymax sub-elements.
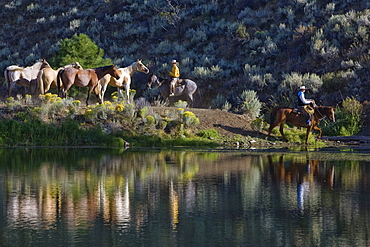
<box><xmin>0</xmin><ymin>147</ymin><xmax>370</xmax><ymax>246</ymax></box>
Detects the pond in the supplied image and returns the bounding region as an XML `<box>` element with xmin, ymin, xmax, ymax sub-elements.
<box><xmin>1</xmin><ymin>147</ymin><xmax>370</xmax><ymax>246</ymax></box>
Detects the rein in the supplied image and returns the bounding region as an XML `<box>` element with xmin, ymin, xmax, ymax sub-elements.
<box><xmin>315</xmin><ymin>107</ymin><xmax>331</xmax><ymax>124</ymax></box>
<box><xmin>148</xmin><ymin>77</ymin><xmax>164</xmax><ymax>90</ymax></box>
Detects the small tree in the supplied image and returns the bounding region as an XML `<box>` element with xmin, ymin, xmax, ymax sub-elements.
<box><xmin>239</xmin><ymin>90</ymin><xmax>262</xmax><ymax>120</ymax></box>
<box><xmin>50</xmin><ymin>33</ymin><xmax>112</xmax><ymax>69</ymax></box>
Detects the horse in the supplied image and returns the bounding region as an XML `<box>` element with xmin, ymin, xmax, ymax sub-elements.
<box><xmin>147</xmin><ymin>73</ymin><xmax>198</xmax><ymax>107</ymax></box>
<box><xmin>57</xmin><ymin>65</ymin><xmax>120</xmax><ymax>105</ymax></box>
<box><xmin>3</xmin><ymin>58</ymin><xmax>50</xmax><ymax>97</ymax></box>
<box><xmin>266</xmin><ymin>106</ymin><xmax>335</xmax><ymax>145</ymax></box>
<box><xmin>37</xmin><ymin>62</ymin><xmax>83</xmax><ymax>95</ymax></box>
<box><xmin>98</xmin><ymin>59</ymin><xmax>149</xmax><ymax>103</ymax></box>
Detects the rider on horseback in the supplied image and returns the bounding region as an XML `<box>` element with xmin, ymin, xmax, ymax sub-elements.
<box><xmin>169</xmin><ymin>59</ymin><xmax>180</xmax><ymax>97</ymax></box>
<box><xmin>297</xmin><ymin>85</ymin><xmax>316</xmax><ymax>126</ymax></box>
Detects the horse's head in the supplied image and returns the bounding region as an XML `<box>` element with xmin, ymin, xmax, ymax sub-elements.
<box><xmin>326</xmin><ymin>106</ymin><xmax>335</xmax><ymax>122</ymax></box>
<box><xmin>109</xmin><ymin>65</ymin><xmax>121</xmax><ymax>79</ymax></box>
<box><xmin>73</xmin><ymin>62</ymin><xmax>83</xmax><ymax>70</ymax></box>
<box><xmin>135</xmin><ymin>59</ymin><xmax>150</xmax><ymax>74</ymax></box>
<box><xmin>317</xmin><ymin>106</ymin><xmax>335</xmax><ymax>122</ymax></box>
<box><xmin>40</xmin><ymin>58</ymin><xmax>51</xmax><ymax>69</ymax></box>
<box><xmin>147</xmin><ymin>73</ymin><xmax>160</xmax><ymax>89</ymax></box>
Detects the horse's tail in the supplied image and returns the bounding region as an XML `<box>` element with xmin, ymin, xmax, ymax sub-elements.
<box><xmin>269</xmin><ymin>106</ymin><xmax>284</xmax><ymax>125</ymax></box>
<box><xmin>57</xmin><ymin>69</ymin><xmax>63</xmax><ymax>97</ymax></box>
<box><xmin>193</xmin><ymin>84</ymin><xmax>202</xmax><ymax>107</ymax></box>
<box><xmin>269</xmin><ymin>107</ymin><xmax>277</xmax><ymax>125</ymax></box>
<box><xmin>2</xmin><ymin>68</ymin><xmax>9</xmax><ymax>87</ymax></box>
<box><xmin>37</xmin><ymin>70</ymin><xmax>44</xmax><ymax>95</ymax></box>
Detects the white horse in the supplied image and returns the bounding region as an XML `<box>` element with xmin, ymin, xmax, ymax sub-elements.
<box><xmin>98</xmin><ymin>59</ymin><xmax>149</xmax><ymax>103</ymax></box>
<box><xmin>4</xmin><ymin>58</ymin><xmax>50</xmax><ymax>97</ymax></box>
<box><xmin>37</xmin><ymin>62</ymin><xmax>83</xmax><ymax>95</ymax></box>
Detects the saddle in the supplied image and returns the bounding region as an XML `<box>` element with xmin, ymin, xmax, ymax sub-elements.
<box><xmin>293</xmin><ymin>105</ymin><xmax>314</xmax><ymax>127</ymax></box>
<box><xmin>292</xmin><ymin>105</ymin><xmax>314</xmax><ymax>115</ymax></box>
<box><xmin>303</xmin><ymin>105</ymin><xmax>314</xmax><ymax>114</ymax></box>
<box><xmin>176</xmin><ymin>79</ymin><xmax>185</xmax><ymax>86</ymax></box>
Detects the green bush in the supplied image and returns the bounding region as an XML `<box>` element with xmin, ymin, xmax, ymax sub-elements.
<box><xmin>50</xmin><ymin>33</ymin><xmax>112</xmax><ymax>68</ymax></box>
<box><xmin>320</xmin><ymin>97</ymin><xmax>363</xmax><ymax>136</ymax></box>
<box><xmin>197</xmin><ymin>128</ymin><xmax>221</xmax><ymax>139</ymax></box>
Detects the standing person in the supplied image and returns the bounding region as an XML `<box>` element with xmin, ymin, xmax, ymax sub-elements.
<box><xmin>297</xmin><ymin>85</ymin><xmax>316</xmax><ymax>126</ymax></box>
<box><xmin>169</xmin><ymin>59</ymin><xmax>180</xmax><ymax>96</ymax></box>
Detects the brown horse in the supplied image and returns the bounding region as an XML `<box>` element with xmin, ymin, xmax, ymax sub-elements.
<box><xmin>57</xmin><ymin>65</ymin><xmax>120</xmax><ymax>105</ymax></box>
<box><xmin>267</xmin><ymin>106</ymin><xmax>335</xmax><ymax>144</ymax></box>
<box><xmin>37</xmin><ymin>62</ymin><xmax>83</xmax><ymax>95</ymax></box>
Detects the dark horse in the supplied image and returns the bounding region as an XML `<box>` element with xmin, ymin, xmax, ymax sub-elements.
<box><xmin>266</xmin><ymin>106</ymin><xmax>335</xmax><ymax>145</ymax></box>
<box><xmin>57</xmin><ymin>65</ymin><xmax>120</xmax><ymax>105</ymax></box>
<box><xmin>147</xmin><ymin>73</ymin><xmax>197</xmax><ymax>107</ymax></box>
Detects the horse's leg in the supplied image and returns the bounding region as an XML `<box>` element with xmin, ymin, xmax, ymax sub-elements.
<box><xmin>279</xmin><ymin>123</ymin><xmax>288</xmax><ymax>142</ymax></box>
<box><xmin>267</xmin><ymin>122</ymin><xmax>277</xmax><ymax>138</ymax></box>
<box><xmin>95</xmin><ymin>90</ymin><xmax>102</xmax><ymax>104</ymax></box>
<box><xmin>86</xmin><ymin>93</ymin><xmax>90</xmax><ymax>106</ymax></box>
<box><xmin>187</xmin><ymin>93</ymin><xmax>194</xmax><ymax>108</ymax></box>
<box><xmin>37</xmin><ymin>72</ymin><xmax>44</xmax><ymax>95</ymax></box>
<box><xmin>8</xmin><ymin>81</ymin><xmax>16</xmax><ymax>97</ymax></box>
<box><xmin>93</xmin><ymin>84</ymin><xmax>103</xmax><ymax>104</ymax></box>
<box><xmin>312</xmin><ymin>126</ymin><xmax>322</xmax><ymax>138</ymax></box>
<box><xmin>305</xmin><ymin>127</ymin><xmax>313</xmax><ymax>145</ymax></box>
<box><xmin>267</xmin><ymin>111</ymin><xmax>285</xmax><ymax>139</ymax></box>
<box><xmin>125</xmin><ymin>83</ymin><xmax>130</xmax><ymax>104</ymax></box>
<box><xmin>62</xmin><ymin>84</ymin><xmax>71</xmax><ymax>98</ymax></box>
<box><xmin>116</xmin><ymin>88</ymin><xmax>122</xmax><ymax>102</ymax></box>
<box><xmin>44</xmin><ymin>79</ymin><xmax>51</xmax><ymax>94</ymax></box>
<box><xmin>86</xmin><ymin>89</ymin><xmax>91</xmax><ymax>106</ymax></box>
<box><xmin>100</xmin><ymin>82</ymin><xmax>107</xmax><ymax>104</ymax></box>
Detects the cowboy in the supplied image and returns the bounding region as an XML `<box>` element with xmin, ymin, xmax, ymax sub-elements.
<box><xmin>297</xmin><ymin>85</ymin><xmax>316</xmax><ymax>126</ymax></box>
<box><xmin>169</xmin><ymin>59</ymin><xmax>180</xmax><ymax>96</ymax></box>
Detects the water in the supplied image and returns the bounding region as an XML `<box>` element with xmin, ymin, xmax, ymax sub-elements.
<box><xmin>1</xmin><ymin>147</ymin><xmax>370</xmax><ymax>246</ymax></box>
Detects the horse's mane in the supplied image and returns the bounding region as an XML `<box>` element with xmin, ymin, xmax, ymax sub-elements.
<box><xmin>92</xmin><ymin>65</ymin><xmax>115</xmax><ymax>72</ymax></box>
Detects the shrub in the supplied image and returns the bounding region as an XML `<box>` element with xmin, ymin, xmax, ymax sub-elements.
<box><xmin>212</xmin><ymin>94</ymin><xmax>232</xmax><ymax>111</ymax></box>
<box><xmin>182</xmin><ymin>111</ymin><xmax>200</xmax><ymax>128</ymax></box>
<box><xmin>250</xmin><ymin>118</ymin><xmax>268</xmax><ymax>132</ymax></box>
<box><xmin>282</xmin><ymin>128</ymin><xmax>318</xmax><ymax>144</ymax></box>
<box><xmin>239</xmin><ymin>90</ymin><xmax>262</xmax><ymax>120</ymax></box>
<box><xmin>321</xmin><ymin>97</ymin><xmax>362</xmax><ymax>136</ymax></box>
<box><xmin>174</xmin><ymin>100</ymin><xmax>188</xmax><ymax>108</ymax></box>
<box><xmin>278</xmin><ymin>72</ymin><xmax>323</xmax><ymax>106</ymax></box>
<box><xmin>197</xmin><ymin>128</ymin><xmax>220</xmax><ymax>139</ymax></box>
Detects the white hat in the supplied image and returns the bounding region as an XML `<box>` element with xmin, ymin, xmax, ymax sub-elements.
<box><xmin>299</xmin><ymin>86</ymin><xmax>307</xmax><ymax>90</ymax></box>
<box><xmin>171</xmin><ymin>59</ymin><xmax>177</xmax><ymax>63</ymax></box>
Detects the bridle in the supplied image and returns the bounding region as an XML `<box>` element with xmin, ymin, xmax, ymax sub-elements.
<box><xmin>148</xmin><ymin>75</ymin><xmax>163</xmax><ymax>90</ymax></box>
<box><xmin>315</xmin><ymin>106</ymin><xmax>335</xmax><ymax>123</ymax></box>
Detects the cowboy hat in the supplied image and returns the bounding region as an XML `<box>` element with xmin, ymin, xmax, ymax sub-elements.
<box><xmin>171</xmin><ymin>59</ymin><xmax>177</xmax><ymax>63</ymax></box>
<box><xmin>299</xmin><ymin>86</ymin><xmax>307</xmax><ymax>90</ymax></box>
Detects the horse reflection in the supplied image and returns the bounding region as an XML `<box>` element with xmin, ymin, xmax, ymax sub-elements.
<box><xmin>267</xmin><ymin>155</ymin><xmax>335</xmax><ymax>213</ymax></box>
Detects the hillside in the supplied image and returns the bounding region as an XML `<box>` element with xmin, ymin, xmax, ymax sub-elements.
<box><xmin>1</xmin><ymin>1</ymin><xmax>370</xmax><ymax>110</ymax></box>
<box><xmin>152</xmin><ymin>107</ymin><xmax>254</xmax><ymax>138</ymax></box>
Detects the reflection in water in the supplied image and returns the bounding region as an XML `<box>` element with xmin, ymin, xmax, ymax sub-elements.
<box><xmin>0</xmin><ymin>148</ymin><xmax>370</xmax><ymax>246</ymax></box>
<box><xmin>170</xmin><ymin>180</ymin><xmax>179</xmax><ymax>231</ymax></box>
